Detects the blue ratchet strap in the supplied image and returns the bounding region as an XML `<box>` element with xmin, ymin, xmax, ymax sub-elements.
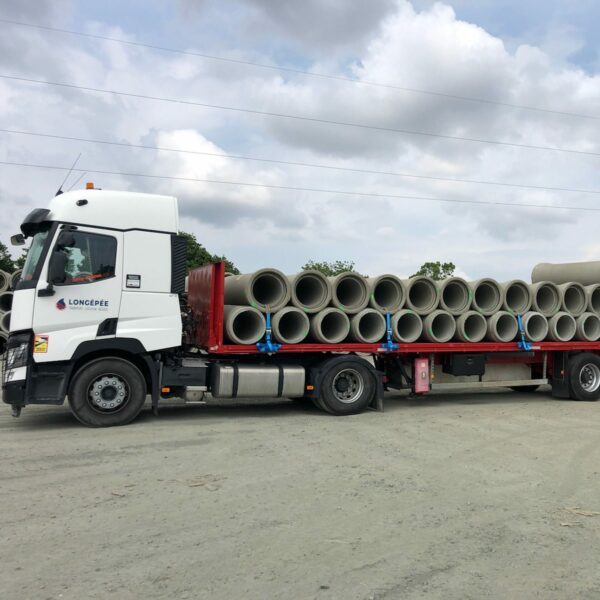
<box><xmin>257</xmin><ymin>310</ymin><xmax>281</xmax><ymax>353</ymax></box>
<box><xmin>516</xmin><ymin>313</ymin><xmax>533</xmax><ymax>351</ymax></box>
<box><xmin>380</xmin><ymin>312</ymin><xmax>399</xmax><ymax>352</ymax></box>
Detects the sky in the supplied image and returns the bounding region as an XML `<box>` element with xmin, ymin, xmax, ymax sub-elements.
<box><xmin>1</xmin><ymin>0</ymin><xmax>600</xmax><ymax>280</ymax></box>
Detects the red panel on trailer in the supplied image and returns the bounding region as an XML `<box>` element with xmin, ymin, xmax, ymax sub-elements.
<box><xmin>188</xmin><ymin>262</ymin><xmax>225</xmax><ymax>350</ymax></box>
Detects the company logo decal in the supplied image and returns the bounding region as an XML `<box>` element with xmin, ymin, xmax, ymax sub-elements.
<box><xmin>56</xmin><ymin>298</ymin><xmax>66</xmax><ymax>311</ymax></box>
<box><xmin>55</xmin><ymin>298</ymin><xmax>110</xmax><ymax>312</ymax></box>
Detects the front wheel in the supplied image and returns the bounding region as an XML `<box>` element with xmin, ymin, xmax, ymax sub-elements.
<box><xmin>68</xmin><ymin>358</ymin><xmax>147</xmax><ymax>427</ymax></box>
<box><xmin>569</xmin><ymin>353</ymin><xmax>600</xmax><ymax>401</ymax></box>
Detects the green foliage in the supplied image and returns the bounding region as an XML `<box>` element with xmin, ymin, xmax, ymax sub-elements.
<box><xmin>178</xmin><ymin>231</ymin><xmax>240</xmax><ymax>275</ymax></box>
<box><xmin>410</xmin><ymin>261</ymin><xmax>456</xmax><ymax>281</ymax></box>
<box><xmin>0</xmin><ymin>239</ymin><xmax>15</xmax><ymax>273</ymax></box>
<box><xmin>301</xmin><ymin>260</ymin><xmax>356</xmax><ymax>277</ymax></box>
<box><xmin>15</xmin><ymin>251</ymin><xmax>27</xmax><ymax>270</ymax></box>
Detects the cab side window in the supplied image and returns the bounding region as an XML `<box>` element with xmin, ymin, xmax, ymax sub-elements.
<box><xmin>61</xmin><ymin>231</ymin><xmax>117</xmax><ymax>285</ymax></box>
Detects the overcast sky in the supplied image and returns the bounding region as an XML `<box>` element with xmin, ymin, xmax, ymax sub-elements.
<box><xmin>1</xmin><ymin>0</ymin><xmax>600</xmax><ymax>279</ymax></box>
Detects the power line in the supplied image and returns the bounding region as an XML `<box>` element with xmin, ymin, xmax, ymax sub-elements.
<box><xmin>2</xmin><ymin>74</ymin><xmax>600</xmax><ymax>159</ymax></box>
<box><xmin>1</xmin><ymin>17</ymin><xmax>598</xmax><ymax>122</ymax></box>
<box><xmin>0</xmin><ymin>159</ymin><xmax>598</xmax><ymax>212</ymax></box>
<box><xmin>2</xmin><ymin>127</ymin><xmax>600</xmax><ymax>195</ymax></box>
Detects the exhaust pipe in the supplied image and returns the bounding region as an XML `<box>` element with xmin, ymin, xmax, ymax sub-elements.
<box><xmin>330</xmin><ymin>272</ymin><xmax>369</xmax><ymax>314</ymax></box>
<box><xmin>469</xmin><ymin>279</ymin><xmax>503</xmax><ymax>315</ymax></box>
<box><xmin>224</xmin><ymin>268</ymin><xmax>291</xmax><ymax>312</ymax></box>
<box><xmin>0</xmin><ymin>311</ymin><xmax>10</xmax><ymax>334</ymax></box>
<box><xmin>368</xmin><ymin>275</ymin><xmax>405</xmax><ymax>313</ymax></box>
<box><xmin>437</xmin><ymin>277</ymin><xmax>470</xmax><ymax>315</ymax></box>
<box><xmin>501</xmin><ymin>280</ymin><xmax>532</xmax><ymax>314</ymax></box>
<box><xmin>455</xmin><ymin>311</ymin><xmax>487</xmax><ymax>342</ymax></box>
<box><xmin>575</xmin><ymin>312</ymin><xmax>600</xmax><ymax>341</ymax></box>
<box><xmin>0</xmin><ymin>270</ymin><xmax>9</xmax><ymax>293</ymax></box>
<box><xmin>486</xmin><ymin>311</ymin><xmax>518</xmax><ymax>342</ymax></box>
<box><xmin>422</xmin><ymin>310</ymin><xmax>456</xmax><ymax>343</ymax></box>
<box><xmin>521</xmin><ymin>311</ymin><xmax>549</xmax><ymax>342</ymax></box>
<box><xmin>547</xmin><ymin>312</ymin><xmax>576</xmax><ymax>342</ymax></box>
<box><xmin>0</xmin><ymin>292</ymin><xmax>13</xmax><ymax>313</ymax></box>
<box><xmin>350</xmin><ymin>309</ymin><xmax>387</xmax><ymax>343</ymax></box>
<box><xmin>585</xmin><ymin>284</ymin><xmax>600</xmax><ymax>314</ymax></box>
<box><xmin>403</xmin><ymin>276</ymin><xmax>439</xmax><ymax>315</ymax></box>
<box><xmin>391</xmin><ymin>310</ymin><xmax>423</xmax><ymax>343</ymax></box>
<box><xmin>558</xmin><ymin>282</ymin><xmax>586</xmax><ymax>316</ymax></box>
<box><xmin>530</xmin><ymin>282</ymin><xmax>561</xmax><ymax>317</ymax></box>
<box><xmin>223</xmin><ymin>305</ymin><xmax>266</xmax><ymax>345</ymax></box>
<box><xmin>532</xmin><ymin>261</ymin><xmax>600</xmax><ymax>286</ymax></box>
<box><xmin>271</xmin><ymin>307</ymin><xmax>310</xmax><ymax>344</ymax></box>
<box><xmin>288</xmin><ymin>270</ymin><xmax>332</xmax><ymax>313</ymax></box>
<box><xmin>10</xmin><ymin>270</ymin><xmax>22</xmax><ymax>290</ymax></box>
<box><xmin>310</xmin><ymin>308</ymin><xmax>350</xmax><ymax>343</ymax></box>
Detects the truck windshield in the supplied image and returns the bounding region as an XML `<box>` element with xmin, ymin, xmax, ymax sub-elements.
<box><xmin>21</xmin><ymin>226</ymin><xmax>52</xmax><ymax>282</ymax></box>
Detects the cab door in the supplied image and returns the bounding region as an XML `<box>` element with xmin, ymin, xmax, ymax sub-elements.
<box><xmin>32</xmin><ymin>226</ymin><xmax>123</xmax><ymax>363</ymax></box>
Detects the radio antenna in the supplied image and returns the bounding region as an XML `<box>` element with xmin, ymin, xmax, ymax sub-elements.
<box><xmin>55</xmin><ymin>153</ymin><xmax>82</xmax><ymax>196</ymax></box>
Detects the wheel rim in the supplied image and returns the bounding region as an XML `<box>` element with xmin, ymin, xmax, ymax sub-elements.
<box><xmin>579</xmin><ymin>363</ymin><xmax>600</xmax><ymax>393</ymax></box>
<box><xmin>332</xmin><ymin>368</ymin><xmax>364</xmax><ymax>404</ymax></box>
<box><xmin>88</xmin><ymin>373</ymin><xmax>130</xmax><ymax>413</ymax></box>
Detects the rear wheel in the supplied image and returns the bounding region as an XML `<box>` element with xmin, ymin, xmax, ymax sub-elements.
<box><xmin>68</xmin><ymin>358</ymin><xmax>147</xmax><ymax>426</ymax></box>
<box><xmin>569</xmin><ymin>353</ymin><xmax>600</xmax><ymax>401</ymax></box>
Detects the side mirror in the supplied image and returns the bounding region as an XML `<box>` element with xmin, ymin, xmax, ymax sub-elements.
<box><xmin>11</xmin><ymin>233</ymin><xmax>25</xmax><ymax>246</ymax></box>
<box><xmin>48</xmin><ymin>249</ymin><xmax>68</xmax><ymax>284</ymax></box>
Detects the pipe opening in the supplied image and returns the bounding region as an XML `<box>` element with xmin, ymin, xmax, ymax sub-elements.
<box><xmin>357</xmin><ymin>312</ymin><xmax>386</xmax><ymax>342</ymax></box>
<box><xmin>429</xmin><ymin>312</ymin><xmax>455</xmax><ymax>340</ymax></box>
<box><xmin>335</xmin><ymin>277</ymin><xmax>367</xmax><ymax>308</ymax></box>
<box><xmin>230</xmin><ymin>310</ymin><xmax>265</xmax><ymax>344</ymax></box>
<box><xmin>495</xmin><ymin>313</ymin><xmax>518</xmax><ymax>341</ymax></box>
<box><xmin>0</xmin><ymin>292</ymin><xmax>13</xmax><ymax>312</ymax></box>
<box><xmin>252</xmin><ymin>274</ymin><xmax>287</xmax><ymax>307</ymax></box>
<box><xmin>554</xmin><ymin>314</ymin><xmax>576</xmax><ymax>341</ymax></box>
<box><xmin>295</xmin><ymin>275</ymin><xmax>328</xmax><ymax>308</ymax></box>
<box><xmin>582</xmin><ymin>315</ymin><xmax>600</xmax><ymax>340</ymax></box>
<box><xmin>563</xmin><ymin>286</ymin><xmax>585</xmax><ymax>314</ymax></box>
<box><xmin>590</xmin><ymin>288</ymin><xmax>600</xmax><ymax>313</ymax></box>
<box><xmin>535</xmin><ymin>285</ymin><xmax>559</xmax><ymax>313</ymax></box>
<box><xmin>526</xmin><ymin>314</ymin><xmax>547</xmax><ymax>340</ymax></box>
<box><xmin>276</xmin><ymin>311</ymin><xmax>308</xmax><ymax>343</ymax></box>
<box><xmin>505</xmin><ymin>284</ymin><xmax>529</xmax><ymax>313</ymax></box>
<box><xmin>394</xmin><ymin>312</ymin><xmax>422</xmax><ymax>342</ymax></box>
<box><xmin>474</xmin><ymin>283</ymin><xmax>500</xmax><ymax>311</ymax></box>
<box><xmin>409</xmin><ymin>280</ymin><xmax>437</xmax><ymax>311</ymax></box>
<box><xmin>0</xmin><ymin>312</ymin><xmax>11</xmax><ymax>333</ymax></box>
<box><xmin>320</xmin><ymin>311</ymin><xmax>349</xmax><ymax>341</ymax></box>
<box><xmin>442</xmin><ymin>281</ymin><xmax>469</xmax><ymax>311</ymax></box>
<box><xmin>462</xmin><ymin>314</ymin><xmax>486</xmax><ymax>340</ymax></box>
<box><xmin>373</xmin><ymin>279</ymin><xmax>402</xmax><ymax>310</ymax></box>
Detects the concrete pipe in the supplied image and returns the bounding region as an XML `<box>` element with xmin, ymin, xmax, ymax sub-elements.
<box><xmin>223</xmin><ymin>305</ymin><xmax>266</xmax><ymax>345</ymax></box>
<box><xmin>224</xmin><ymin>268</ymin><xmax>291</xmax><ymax>313</ymax></box>
<box><xmin>530</xmin><ymin>282</ymin><xmax>561</xmax><ymax>317</ymax></box>
<box><xmin>368</xmin><ymin>274</ymin><xmax>405</xmax><ymax>313</ymax></box>
<box><xmin>501</xmin><ymin>280</ymin><xmax>532</xmax><ymax>315</ymax></box>
<box><xmin>350</xmin><ymin>308</ymin><xmax>387</xmax><ymax>343</ymax></box>
<box><xmin>10</xmin><ymin>269</ymin><xmax>22</xmax><ymax>289</ymax></box>
<box><xmin>521</xmin><ymin>312</ymin><xmax>549</xmax><ymax>342</ymax></box>
<box><xmin>455</xmin><ymin>311</ymin><xmax>487</xmax><ymax>343</ymax></box>
<box><xmin>403</xmin><ymin>276</ymin><xmax>439</xmax><ymax>315</ymax></box>
<box><xmin>288</xmin><ymin>270</ymin><xmax>332</xmax><ymax>313</ymax></box>
<box><xmin>391</xmin><ymin>310</ymin><xmax>423</xmax><ymax>343</ymax></box>
<box><xmin>437</xmin><ymin>277</ymin><xmax>470</xmax><ymax>315</ymax></box>
<box><xmin>575</xmin><ymin>312</ymin><xmax>600</xmax><ymax>341</ymax></box>
<box><xmin>0</xmin><ymin>311</ymin><xmax>10</xmax><ymax>334</ymax></box>
<box><xmin>422</xmin><ymin>310</ymin><xmax>456</xmax><ymax>343</ymax></box>
<box><xmin>547</xmin><ymin>312</ymin><xmax>576</xmax><ymax>342</ymax></box>
<box><xmin>271</xmin><ymin>307</ymin><xmax>310</xmax><ymax>344</ymax></box>
<box><xmin>558</xmin><ymin>282</ymin><xmax>586</xmax><ymax>317</ymax></box>
<box><xmin>532</xmin><ymin>261</ymin><xmax>600</xmax><ymax>286</ymax></box>
<box><xmin>310</xmin><ymin>308</ymin><xmax>350</xmax><ymax>344</ymax></box>
<box><xmin>486</xmin><ymin>311</ymin><xmax>519</xmax><ymax>343</ymax></box>
<box><xmin>0</xmin><ymin>292</ymin><xmax>13</xmax><ymax>313</ymax></box>
<box><xmin>0</xmin><ymin>330</ymin><xmax>7</xmax><ymax>354</ymax></box>
<box><xmin>330</xmin><ymin>272</ymin><xmax>369</xmax><ymax>314</ymax></box>
<box><xmin>469</xmin><ymin>279</ymin><xmax>503</xmax><ymax>315</ymax></box>
<box><xmin>585</xmin><ymin>284</ymin><xmax>600</xmax><ymax>314</ymax></box>
<box><xmin>0</xmin><ymin>270</ymin><xmax>9</xmax><ymax>293</ymax></box>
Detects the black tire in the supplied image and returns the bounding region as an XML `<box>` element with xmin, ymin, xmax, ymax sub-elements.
<box><xmin>568</xmin><ymin>353</ymin><xmax>600</xmax><ymax>401</ymax></box>
<box><xmin>510</xmin><ymin>385</ymin><xmax>540</xmax><ymax>393</ymax></box>
<box><xmin>68</xmin><ymin>358</ymin><xmax>147</xmax><ymax>427</ymax></box>
<box><xmin>317</xmin><ymin>358</ymin><xmax>376</xmax><ymax>415</ymax></box>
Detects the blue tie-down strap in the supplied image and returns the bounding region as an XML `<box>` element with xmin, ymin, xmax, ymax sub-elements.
<box><xmin>380</xmin><ymin>312</ymin><xmax>399</xmax><ymax>352</ymax></box>
<box><xmin>516</xmin><ymin>313</ymin><xmax>533</xmax><ymax>351</ymax></box>
<box><xmin>257</xmin><ymin>311</ymin><xmax>282</xmax><ymax>353</ymax></box>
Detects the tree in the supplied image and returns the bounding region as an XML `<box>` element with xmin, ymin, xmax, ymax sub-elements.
<box><xmin>15</xmin><ymin>251</ymin><xmax>27</xmax><ymax>270</ymax></box>
<box><xmin>178</xmin><ymin>231</ymin><xmax>240</xmax><ymax>274</ymax></box>
<box><xmin>410</xmin><ymin>261</ymin><xmax>455</xmax><ymax>280</ymax></box>
<box><xmin>301</xmin><ymin>260</ymin><xmax>356</xmax><ymax>276</ymax></box>
<box><xmin>0</xmin><ymin>239</ymin><xmax>15</xmax><ymax>273</ymax></box>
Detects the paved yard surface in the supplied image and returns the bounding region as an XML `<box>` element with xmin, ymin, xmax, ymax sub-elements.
<box><xmin>1</xmin><ymin>388</ymin><xmax>600</xmax><ymax>599</ymax></box>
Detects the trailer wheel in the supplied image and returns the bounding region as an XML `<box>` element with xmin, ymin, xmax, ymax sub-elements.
<box><xmin>68</xmin><ymin>358</ymin><xmax>147</xmax><ymax>427</ymax></box>
<box><xmin>317</xmin><ymin>358</ymin><xmax>375</xmax><ymax>415</ymax></box>
<box><xmin>568</xmin><ymin>353</ymin><xmax>600</xmax><ymax>401</ymax></box>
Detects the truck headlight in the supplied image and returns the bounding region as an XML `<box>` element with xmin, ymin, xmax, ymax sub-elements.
<box><xmin>5</xmin><ymin>333</ymin><xmax>31</xmax><ymax>370</ymax></box>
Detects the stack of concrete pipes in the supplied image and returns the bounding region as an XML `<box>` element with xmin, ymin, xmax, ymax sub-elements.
<box><xmin>221</xmin><ymin>265</ymin><xmax>600</xmax><ymax>345</ymax></box>
<box><xmin>0</xmin><ymin>269</ymin><xmax>20</xmax><ymax>354</ymax></box>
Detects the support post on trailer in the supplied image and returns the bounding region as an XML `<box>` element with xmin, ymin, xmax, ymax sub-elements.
<box><xmin>379</xmin><ymin>312</ymin><xmax>398</xmax><ymax>353</ymax></box>
<box><xmin>516</xmin><ymin>314</ymin><xmax>533</xmax><ymax>351</ymax></box>
<box><xmin>256</xmin><ymin>311</ymin><xmax>281</xmax><ymax>353</ymax></box>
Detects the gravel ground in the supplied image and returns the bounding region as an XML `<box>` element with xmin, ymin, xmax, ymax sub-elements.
<box><xmin>1</xmin><ymin>388</ymin><xmax>600</xmax><ymax>599</ymax></box>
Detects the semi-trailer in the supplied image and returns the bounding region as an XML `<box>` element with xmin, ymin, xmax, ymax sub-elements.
<box><xmin>3</xmin><ymin>186</ymin><xmax>600</xmax><ymax>427</ymax></box>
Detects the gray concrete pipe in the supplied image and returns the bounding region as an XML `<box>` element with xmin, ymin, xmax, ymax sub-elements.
<box><xmin>271</xmin><ymin>307</ymin><xmax>310</xmax><ymax>344</ymax></box>
<box><xmin>403</xmin><ymin>276</ymin><xmax>439</xmax><ymax>315</ymax></box>
<box><xmin>10</xmin><ymin>270</ymin><xmax>22</xmax><ymax>289</ymax></box>
<box><xmin>547</xmin><ymin>312</ymin><xmax>577</xmax><ymax>342</ymax></box>
<box><xmin>521</xmin><ymin>311</ymin><xmax>549</xmax><ymax>342</ymax></box>
<box><xmin>0</xmin><ymin>311</ymin><xmax>10</xmax><ymax>334</ymax></box>
<box><xmin>224</xmin><ymin>268</ymin><xmax>291</xmax><ymax>313</ymax></box>
<box><xmin>391</xmin><ymin>310</ymin><xmax>423</xmax><ymax>343</ymax></box>
<box><xmin>329</xmin><ymin>272</ymin><xmax>369</xmax><ymax>314</ymax></box>
<box><xmin>0</xmin><ymin>292</ymin><xmax>13</xmax><ymax>313</ymax></box>
<box><xmin>223</xmin><ymin>305</ymin><xmax>266</xmax><ymax>345</ymax></box>
<box><xmin>350</xmin><ymin>308</ymin><xmax>387</xmax><ymax>343</ymax></box>
<box><xmin>585</xmin><ymin>284</ymin><xmax>600</xmax><ymax>314</ymax></box>
<box><xmin>288</xmin><ymin>270</ymin><xmax>332</xmax><ymax>313</ymax></box>
<box><xmin>469</xmin><ymin>279</ymin><xmax>503</xmax><ymax>315</ymax></box>
<box><xmin>437</xmin><ymin>277</ymin><xmax>470</xmax><ymax>315</ymax></box>
<box><xmin>558</xmin><ymin>282</ymin><xmax>586</xmax><ymax>316</ymax></box>
<box><xmin>310</xmin><ymin>308</ymin><xmax>350</xmax><ymax>343</ymax></box>
<box><xmin>0</xmin><ymin>330</ymin><xmax>7</xmax><ymax>354</ymax></box>
<box><xmin>530</xmin><ymin>281</ymin><xmax>561</xmax><ymax>317</ymax></box>
<box><xmin>368</xmin><ymin>274</ymin><xmax>405</xmax><ymax>313</ymax></box>
<box><xmin>455</xmin><ymin>311</ymin><xmax>487</xmax><ymax>342</ymax></box>
<box><xmin>486</xmin><ymin>311</ymin><xmax>519</xmax><ymax>342</ymax></box>
<box><xmin>532</xmin><ymin>261</ymin><xmax>600</xmax><ymax>286</ymax></box>
<box><xmin>575</xmin><ymin>312</ymin><xmax>600</xmax><ymax>341</ymax></box>
<box><xmin>501</xmin><ymin>280</ymin><xmax>532</xmax><ymax>315</ymax></box>
<box><xmin>422</xmin><ymin>310</ymin><xmax>456</xmax><ymax>343</ymax></box>
<box><xmin>0</xmin><ymin>270</ymin><xmax>9</xmax><ymax>293</ymax></box>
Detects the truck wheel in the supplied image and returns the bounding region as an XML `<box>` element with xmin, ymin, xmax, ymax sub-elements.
<box><xmin>68</xmin><ymin>358</ymin><xmax>147</xmax><ymax>427</ymax></box>
<box><xmin>318</xmin><ymin>359</ymin><xmax>375</xmax><ymax>415</ymax></box>
<box><xmin>569</xmin><ymin>353</ymin><xmax>600</xmax><ymax>401</ymax></box>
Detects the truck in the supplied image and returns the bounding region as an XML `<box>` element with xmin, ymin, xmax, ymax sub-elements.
<box><xmin>3</xmin><ymin>186</ymin><xmax>600</xmax><ymax>427</ymax></box>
